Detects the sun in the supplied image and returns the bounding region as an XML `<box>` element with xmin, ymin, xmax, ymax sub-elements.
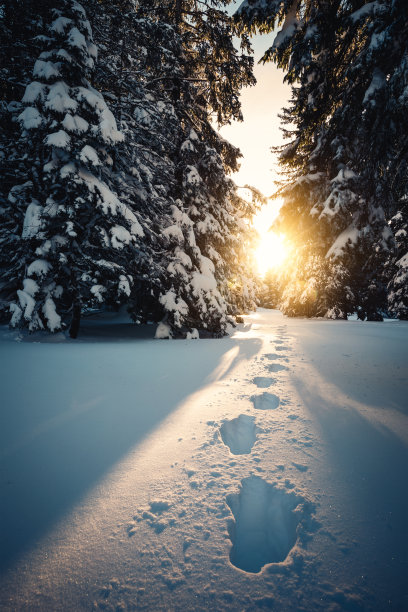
<box><xmin>251</xmin><ymin>198</ymin><xmax>288</xmax><ymax>276</ymax></box>
<box><xmin>255</xmin><ymin>232</ymin><xmax>287</xmax><ymax>276</ymax></box>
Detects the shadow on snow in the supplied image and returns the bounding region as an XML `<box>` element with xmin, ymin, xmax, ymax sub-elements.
<box><xmin>0</xmin><ymin>319</ymin><xmax>261</xmax><ymax>572</ymax></box>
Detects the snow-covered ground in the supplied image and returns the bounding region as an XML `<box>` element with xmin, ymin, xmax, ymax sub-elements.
<box><xmin>0</xmin><ymin>309</ymin><xmax>407</xmax><ymax>611</ymax></box>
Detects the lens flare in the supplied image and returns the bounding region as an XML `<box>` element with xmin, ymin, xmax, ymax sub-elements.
<box><xmin>255</xmin><ymin>232</ymin><xmax>288</xmax><ymax>276</ymax></box>
<box><xmin>251</xmin><ymin>198</ymin><xmax>287</xmax><ymax>276</ymax></box>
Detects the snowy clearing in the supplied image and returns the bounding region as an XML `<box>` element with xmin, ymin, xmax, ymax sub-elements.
<box><xmin>0</xmin><ymin>309</ymin><xmax>407</xmax><ymax>611</ymax></box>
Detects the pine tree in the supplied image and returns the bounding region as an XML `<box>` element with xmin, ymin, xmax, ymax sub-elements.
<box><xmin>237</xmin><ymin>0</ymin><xmax>406</xmax><ymax>320</ymax></box>
<box><xmin>127</xmin><ymin>0</ymin><xmax>258</xmax><ymax>337</ymax></box>
<box><xmin>260</xmin><ymin>269</ymin><xmax>280</xmax><ymax>309</ymax></box>
<box><xmin>2</xmin><ymin>0</ymin><xmax>260</xmax><ymax>337</ymax></box>
<box><xmin>0</xmin><ymin>0</ymin><xmax>52</xmax><ymax>321</ymax></box>
<box><xmin>3</xmin><ymin>0</ymin><xmax>140</xmax><ymax>335</ymax></box>
<box><xmin>388</xmin><ymin>202</ymin><xmax>408</xmax><ymax>319</ymax></box>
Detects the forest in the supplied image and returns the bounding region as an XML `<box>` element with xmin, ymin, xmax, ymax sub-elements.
<box><xmin>1</xmin><ymin>0</ymin><xmax>407</xmax><ymax>338</ymax></box>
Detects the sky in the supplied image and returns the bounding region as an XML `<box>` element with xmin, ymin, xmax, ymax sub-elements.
<box><xmin>219</xmin><ymin>1</ymin><xmax>291</xmax><ymax>233</ymax></box>
<box><xmin>221</xmin><ymin>2</ymin><xmax>291</xmax><ymax>196</ymax></box>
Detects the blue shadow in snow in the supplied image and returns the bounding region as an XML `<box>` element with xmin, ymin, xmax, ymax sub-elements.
<box><xmin>0</xmin><ymin>322</ymin><xmax>261</xmax><ymax>573</ymax></box>
<box><xmin>293</xmin><ymin>375</ymin><xmax>408</xmax><ymax>610</ymax></box>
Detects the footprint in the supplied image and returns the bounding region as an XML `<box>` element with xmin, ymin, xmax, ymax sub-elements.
<box><xmin>275</xmin><ymin>345</ymin><xmax>291</xmax><ymax>352</ymax></box>
<box><xmin>267</xmin><ymin>363</ymin><xmax>288</xmax><ymax>373</ymax></box>
<box><xmin>220</xmin><ymin>415</ymin><xmax>257</xmax><ymax>455</ymax></box>
<box><xmin>265</xmin><ymin>353</ymin><xmax>280</xmax><ymax>360</ymax></box>
<box><xmin>226</xmin><ymin>476</ymin><xmax>305</xmax><ymax>573</ymax></box>
<box><xmin>252</xmin><ymin>376</ymin><xmax>275</xmax><ymax>388</ymax></box>
<box><xmin>251</xmin><ymin>392</ymin><xmax>280</xmax><ymax>410</ymax></box>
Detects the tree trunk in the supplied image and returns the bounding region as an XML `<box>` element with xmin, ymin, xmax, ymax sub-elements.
<box><xmin>69</xmin><ymin>303</ymin><xmax>81</xmax><ymax>339</ymax></box>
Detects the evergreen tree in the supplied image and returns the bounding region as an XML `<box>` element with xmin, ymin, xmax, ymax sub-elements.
<box><xmin>388</xmin><ymin>203</ymin><xmax>408</xmax><ymax>319</ymax></box>
<box><xmin>0</xmin><ymin>0</ymin><xmax>51</xmax><ymax>320</ymax></box>
<box><xmin>2</xmin><ymin>0</ymin><xmax>259</xmax><ymax>337</ymax></box>
<box><xmin>237</xmin><ymin>0</ymin><xmax>407</xmax><ymax>319</ymax></box>
<box><xmin>3</xmin><ymin>0</ymin><xmax>139</xmax><ymax>335</ymax></box>
<box><xmin>260</xmin><ymin>268</ymin><xmax>280</xmax><ymax>309</ymax></box>
<box><xmin>128</xmin><ymin>0</ymin><xmax>258</xmax><ymax>337</ymax></box>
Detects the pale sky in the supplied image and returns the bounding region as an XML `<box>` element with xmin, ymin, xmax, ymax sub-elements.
<box><xmin>220</xmin><ymin>2</ymin><xmax>292</xmax><ymax>270</ymax></box>
<box><xmin>220</xmin><ymin>4</ymin><xmax>291</xmax><ymax>199</ymax></box>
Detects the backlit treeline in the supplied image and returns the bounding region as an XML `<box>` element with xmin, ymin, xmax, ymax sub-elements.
<box><xmin>239</xmin><ymin>0</ymin><xmax>408</xmax><ymax>320</ymax></box>
<box><xmin>0</xmin><ymin>0</ymin><xmax>259</xmax><ymax>337</ymax></box>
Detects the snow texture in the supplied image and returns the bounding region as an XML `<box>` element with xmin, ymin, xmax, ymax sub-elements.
<box><xmin>22</xmin><ymin>202</ymin><xmax>42</xmax><ymax>238</ymax></box>
<box><xmin>0</xmin><ymin>309</ymin><xmax>407</xmax><ymax>611</ymax></box>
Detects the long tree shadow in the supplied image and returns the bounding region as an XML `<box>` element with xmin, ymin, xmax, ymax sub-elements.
<box><xmin>0</xmin><ymin>322</ymin><xmax>261</xmax><ymax>573</ymax></box>
<box><xmin>293</xmin><ymin>375</ymin><xmax>408</xmax><ymax>609</ymax></box>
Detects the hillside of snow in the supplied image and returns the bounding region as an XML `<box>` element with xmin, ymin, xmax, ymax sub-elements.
<box><xmin>0</xmin><ymin>309</ymin><xmax>407</xmax><ymax>611</ymax></box>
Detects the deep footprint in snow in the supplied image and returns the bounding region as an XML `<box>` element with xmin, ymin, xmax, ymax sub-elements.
<box><xmin>267</xmin><ymin>363</ymin><xmax>288</xmax><ymax>373</ymax></box>
<box><xmin>226</xmin><ymin>476</ymin><xmax>304</xmax><ymax>573</ymax></box>
<box><xmin>265</xmin><ymin>353</ymin><xmax>280</xmax><ymax>360</ymax></box>
<box><xmin>252</xmin><ymin>376</ymin><xmax>275</xmax><ymax>388</ymax></box>
<box><xmin>251</xmin><ymin>392</ymin><xmax>280</xmax><ymax>410</ymax></box>
<box><xmin>220</xmin><ymin>415</ymin><xmax>257</xmax><ymax>455</ymax></box>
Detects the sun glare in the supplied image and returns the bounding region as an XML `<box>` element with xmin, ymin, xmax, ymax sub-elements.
<box><xmin>251</xmin><ymin>198</ymin><xmax>288</xmax><ymax>277</ymax></box>
<box><xmin>255</xmin><ymin>232</ymin><xmax>287</xmax><ymax>276</ymax></box>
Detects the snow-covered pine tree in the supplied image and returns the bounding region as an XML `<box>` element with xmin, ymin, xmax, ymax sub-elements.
<box><xmin>237</xmin><ymin>0</ymin><xmax>403</xmax><ymax>320</ymax></box>
<box><xmin>4</xmin><ymin>0</ymin><xmax>141</xmax><ymax>336</ymax></box>
<box><xmin>87</xmin><ymin>0</ymin><xmax>186</xmax><ymax>326</ymax></box>
<box><xmin>0</xmin><ymin>0</ymin><xmax>51</xmax><ymax>320</ymax></box>
<box><xmin>128</xmin><ymin>0</ymin><xmax>258</xmax><ymax>337</ymax></box>
<box><xmin>260</xmin><ymin>268</ymin><xmax>280</xmax><ymax>309</ymax></box>
<box><xmin>388</xmin><ymin>203</ymin><xmax>408</xmax><ymax>319</ymax></box>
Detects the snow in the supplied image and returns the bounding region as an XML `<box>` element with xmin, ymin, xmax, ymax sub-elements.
<box><xmin>363</xmin><ymin>68</ymin><xmax>386</xmax><ymax>104</ymax></box>
<box><xmin>45</xmin><ymin>129</ymin><xmax>71</xmax><ymax>149</ymax></box>
<box><xmin>326</xmin><ymin>224</ymin><xmax>360</xmax><ymax>258</ymax></box>
<box><xmin>162</xmin><ymin>224</ymin><xmax>185</xmax><ymax>242</ymax></box>
<box><xmin>42</xmin><ymin>297</ymin><xmax>62</xmax><ymax>332</ymax></box>
<box><xmin>67</xmin><ymin>27</ymin><xmax>87</xmax><ymax>52</ymax></box>
<box><xmin>77</xmin><ymin>169</ymin><xmax>138</xmax><ymax>224</ymax></box>
<box><xmin>273</xmin><ymin>0</ymin><xmax>299</xmax><ymax>48</ymax></box>
<box><xmin>16</xmin><ymin>289</ymin><xmax>36</xmax><ymax>319</ymax></box>
<box><xmin>397</xmin><ymin>252</ymin><xmax>408</xmax><ymax>268</ymax></box>
<box><xmin>45</xmin><ymin>82</ymin><xmax>77</xmax><ymax>113</ymax></box>
<box><xmin>155</xmin><ymin>321</ymin><xmax>173</xmax><ymax>339</ymax></box>
<box><xmin>159</xmin><ymin>290</ymin><xmax>189</xmax><ymax>322</ymax></box>
<box><xmin>50</xmin><ymin>16</ymin><xmax>72</xmax><ymax>34</ymax></box>
<box><xmin>33</xmin><ymin>60</ymin><xmax>60</xmax><ymax>80</ymax></box>
<box><xmin>79</xmin><ymin>144</ymin><xmax>100</xmax><ymax>166</ymax></box>
<box><xmin>22</xmin><ymin>81</ymin><xmax>45</xmax><ymax>104</ymax></box>
<box><xmin>18</xmin><ymin>107</ymin><xmax>43</xmax><ymax>130</ymax></box>
<box><xmin>184</xmin><ymin>165</ymin><xmax>201</xmax><ymax>185</ymax></box>
<box><xmin>130</xmin><ymin>220</ymin><xmax>144</xmax><ymax>237</ymax></box>
<box><xmin>118</xmin><ymin>276</ymin><xmax>131</xmax><ymax>297</ymax></box>
<box><xmin>22</xmin><ymin>201</ymin><xmax>42</xmax><ymax>238</ymax></box>
<box><xmin>76</xmin><ymin>86</ymin><xmax>124</xmax><ymax>143</ymax></box>
<box><xmin>350</xmin><ymin>1</ymin><xmax>382</xmax><ymax>23</ymax></box>
<box><xmin>22</xmin><ymin>278</ymin><xmax>39</xmax><ymax>297</ymax></box>
<box><xmin>90</xmin><ymin>285</ymin><xmax>106</xmax><ymax>303</ymax></box>
<box><xmin>191</xmin><ymin>257</ymin><xmax>218</xmax><ymax>294</ymax></box>
<box><xmin>62</xmin><ymin>113</ymin><xmax>89</xmax><ymax>134</ymax></box>
<box><xmin>27</xmin><ymin>259</ymin><xmax>51</xmax><ymax>278</ymax></box>
<box><xmin>0</xmin><ymin>309</ymin><xmax>407</xmax><ymax>610</ymax></box>
<box><xmin>110</xmin><ymin>225</ymin><xmax>132</xmax><ymax>249</ymax></box>
<box><xmin>181</xmin><ymin>138</ymin><xmax>196</xmax><ymax>153</ymax></box>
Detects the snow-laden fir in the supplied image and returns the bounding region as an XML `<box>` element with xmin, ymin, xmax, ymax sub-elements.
<box><xmin>0</xmin><ymin>0</ymin><xmax>258</xmax><ymax>338</ymax></box>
